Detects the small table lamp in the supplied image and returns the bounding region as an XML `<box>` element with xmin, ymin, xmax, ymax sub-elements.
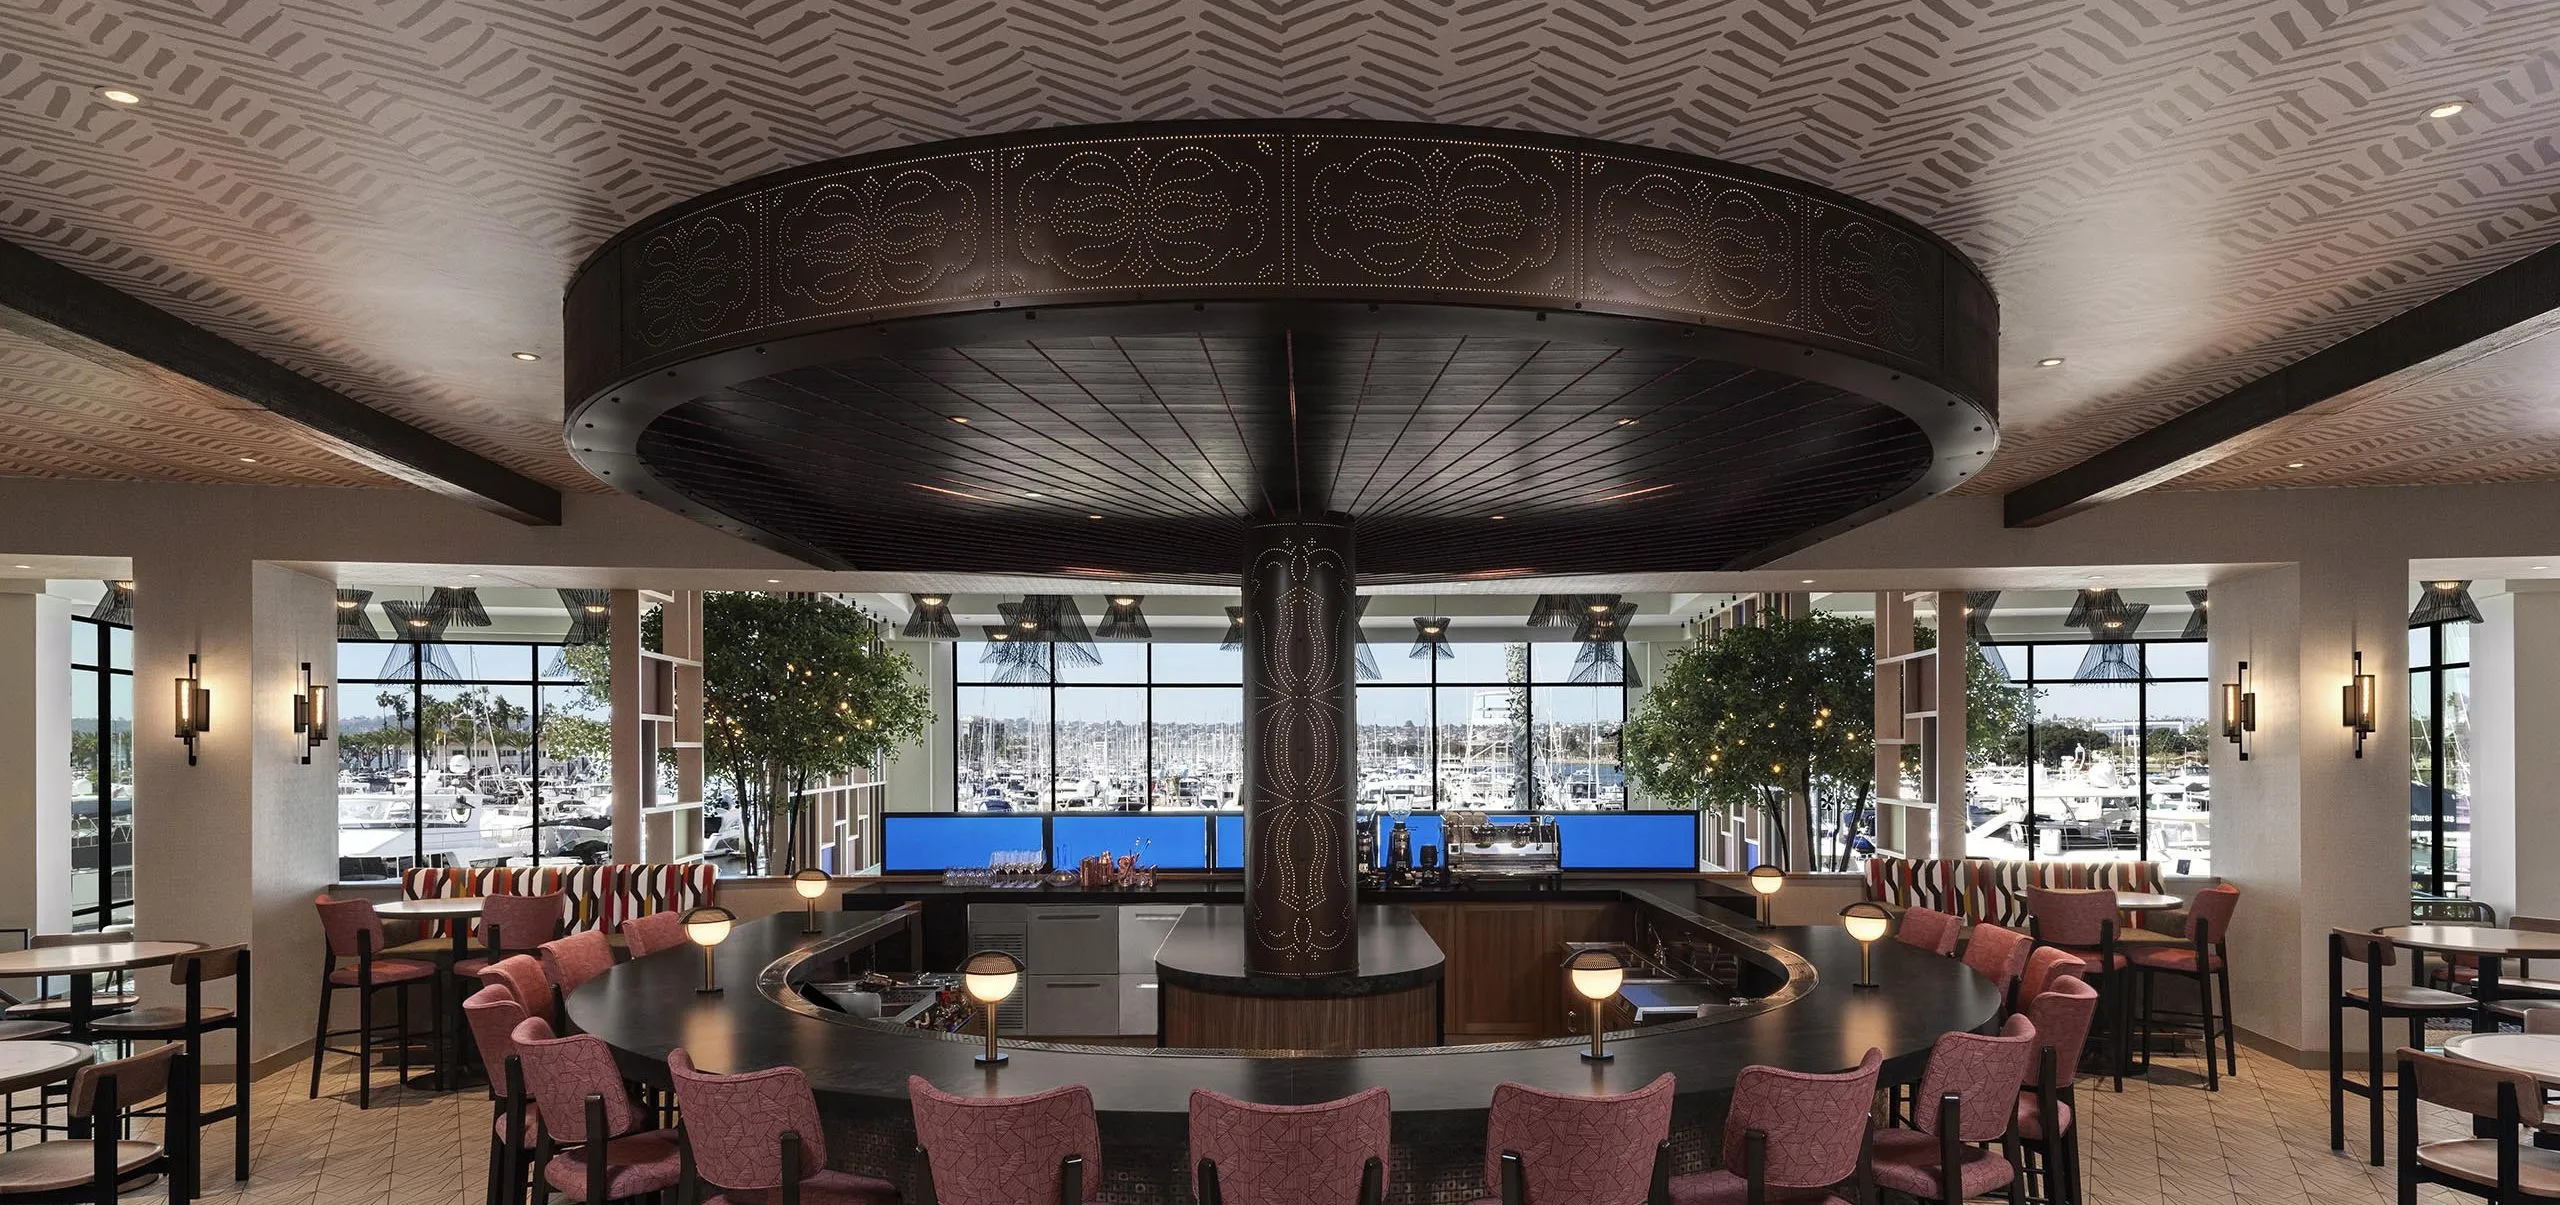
<box><xmin>792</xmin><ymin>868</ymin><xmax>831</xmax><ymax>933</ymax></box>
<box><xmin>1747</xmin><ymin>864</ymin><xmax>1785</xmax><ymax>928</ymax></box>
<box><xmin>1840</xmin><ymin>902</ymin><xmax>1891</xmax><ymax>989</ymax></box>
<box><xmin>1564</xmin><ymin>948</ymin><xmax>1626</xmax><ymax>1062</ymax></box>
<box><xmin>683</xmin><ymin>905</ymin><xmax>736</xmax><ymax>994</ymax></box>
<box><xmin>963</xmin><ymin>950</ymin><xmax>1025</xmax><ymax>1066</ymax></box>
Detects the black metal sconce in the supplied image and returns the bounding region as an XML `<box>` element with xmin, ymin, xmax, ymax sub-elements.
<box><xmin>174</xmin><ymin>653</ymin><xmax>211</xmax><ymax>765</ymax></box>
<box><xmin>294</xmin><ymin>660</ymin><xmax>330</xmax><ymax>765</ymax></box>
<box><xmin>2221</xmin><ymin>660</ymin><xmax>2256</xmax><ymax>762</ymax></box>
<box><xmin>2343</xmin><ymin>650</ymin><xmax>2376</xmax><ymax>758</ymax></box>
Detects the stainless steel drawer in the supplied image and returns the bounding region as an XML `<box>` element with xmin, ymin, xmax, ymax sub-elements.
<box><xmin>1119</xmin><ymin>907</ymin><xmax>1191</xmax><ymax>975</ymax></box>
<box><xmin>1025</xmin><ymin>907</ymin><xmax>1119</xmax><ymax>974</ymax></box>
<box><xmin>1120</xmin><ymin>978</ymin><xmax>1160</xmax><ymax>1036</ymax></box>
<box><xmin>1027</xmin><ymin>973</ymin><xmax>1121</xmax><ymax>1037</ymax></box>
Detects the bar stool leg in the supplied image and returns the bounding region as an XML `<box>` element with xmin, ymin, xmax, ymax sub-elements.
<box><xmin>2217</xmin><ymin>962</ymin><xmax>2239</xmax><ymax>1076</ymax></box>
<box><xmin>2366</xmin><ymin>997</ymin><xmax>2385</xmax><ymax>1166</ymax></box>
<box><xmin>2327</xmin><ymin>944</ymin><xmax>2345</xmax><ymax>1152</ymax></box>
<box><xmin>356</xmin><ymin>982</ymin><xmax>375</xmax><ymax>1111</ymax></box>
<box><xmin>308</xmin><ymin>977</ymin><xmax>332</xmax><ymax>1101</ymax></box>
<box><xmin>235</xmin><ymin>967</ymin><xmax>253</xmax><ymax>1182</ymax></box>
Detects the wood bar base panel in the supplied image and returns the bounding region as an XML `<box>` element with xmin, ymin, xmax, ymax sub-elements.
<box><xmin>1160</xmin><ymin>980</ymin><xmax>1439</xmax><ymax>1052</ymax></box>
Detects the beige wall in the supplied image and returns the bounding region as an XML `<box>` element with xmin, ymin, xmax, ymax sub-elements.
<box><xmin>0</xmin><ymin>585</ymin><xmax>73</xmax><ymax>942</ymax></box>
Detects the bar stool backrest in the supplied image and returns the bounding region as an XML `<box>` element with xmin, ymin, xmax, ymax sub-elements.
<box><xmin>510</xmin><ymin>1016</ymin><xmax>639</xmax><ymax>1144</ymax></box>
<box><xmin>29</xmin><ymin>933</ymin><xmax>119</xmax><ymax>949</ymax></box>
<box><xmin>168</xmin><ymin>944</ymin><xmax>247</xmax><ymax>985</ymax></box>
<box><xmin>1482</xmin><ymin>1072</ymin><xmax>1674</xmax><ymax>1205</ymax></box>
<box><xmin>622</xmin><ymin>911</ymin><xmax>687</xmax><ymax>958</ymax></box>
<box><xmin>1189</xmin><ymin>1085</ymin><xmax>1390</xmax><ymax>1205</ymax></box>
<box><xmin>2527</xmin><ymin>1009</ymin><xmax>2560</xmax><ymax>1036</ymax></box>
<box><xmin>670</xmin><ymin>1048</ymin><xmax>831</xmax><ymax>1191</ymax></box>
<box><xmin>1898</xmin><ymin>907</ymin><xmax>1962</xmax><ymax>956</ymax></box>
<box><xmin>2019</xmin><ymin>945</ymin><xmax>2080</xmax><ymax>1002</ymax></box>
<box><xmin>314</xmin><ymin>896</ymin><xmax>387</xmax><ymax>958</ymax></box>
<box><xmin>2186</xmin><ymin>886</ymin><xmax>2241</xmax><ymax>943</ymax></box>
<box><xmin>539</xmin><ymin>930</ymin><xmax>615</xmax><ymax>996</ymax></box>
<box><xmin>479</xmin><ymin>893</ymin><xmax>565</xmax><ymax>954</ymax></box>
<box><xmin>1962</xmin><ymin>924</ymin><xmax>2033</xmax><ymax>990</ymax></box>
<box><xmin>909</xmin><ymin>1075</ymin><xmax>1103</xmax><ymax>1204</ymax></box>
<box><xmin>1915</xmin><ymin>1014</ymin><xmax>2039</xmax><ymax>1142</ymax></box>
<box><xmin>1724</xmin><ymin>1049</ymin><xmax>1880</xmax><ymax>1189</ymax></box>
<box><xmin>2403</xmin><ymin>1047</ymin><xmax>2548</xmax><ymax>1124</ymax></box>
<box><xmin>479</xmin><ymin>954</ymin><xmax>555</xmax><ymax>1020</ymax></box>
<box><xmin>462</xmin><ymin>984</ymin><xmax>530</xmax><ymax>1098</ymax></box>
<box><xmin>71</xmin><ymin>1044</ymin><xmax>178</xmax><ymax>1120</ymax></box>
<box><xmin>2023</xmin><ymin>975</ymin><xmax>2100</xmax><ymax>1090</ymax></box>
<box><xmin>2512</xmin><ymin>916</ymin><xmax>2560</xmax><ymax>934</ymax></box>
<box><xmin>2026</xmin><ymin>887</ymin><xmax>2116</xmax><ymax>947</ymax></box>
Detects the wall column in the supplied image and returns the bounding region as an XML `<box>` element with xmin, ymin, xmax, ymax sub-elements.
<box><xmin>1241</xmin><ymin>518</ymin><xmax>1359</xmax><ymax>977</ymax></box>
<box><xmin>2209</xmin><ymin>553</ymin><xmax>2411</xmax><ymax>1058</ymax></box>
<box><xmin>0</xmin><ymin>581</ymin><xmax>73</xmax><ymax>942</ymax></box>
<box><xmin>2464</xmin><ymin>582</ymin><xmax>2560</xmax><ymax>920</ymax></box>
<box><xmin>131</xmin><ymin>555</ymin><xmax>338</xmax><ymax>1073</ymax></box>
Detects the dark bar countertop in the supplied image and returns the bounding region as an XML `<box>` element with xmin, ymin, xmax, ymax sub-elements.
<box><xmin>1152</xmin><ymin>904</ymin><xmax>1445</xmax><ymax>998</ymax></box>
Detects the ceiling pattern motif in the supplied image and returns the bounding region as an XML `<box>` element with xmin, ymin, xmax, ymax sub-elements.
<box><xmin>0</xmin><ymin>2</ymin><xmax>2556</xmax><ymax>496</ymax></box>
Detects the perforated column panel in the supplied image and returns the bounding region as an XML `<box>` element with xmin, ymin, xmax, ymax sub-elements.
<box><xmin>1241</xmin><ymin>518</ymin><xmax>1360</xmax><ymax>977</ymax></box>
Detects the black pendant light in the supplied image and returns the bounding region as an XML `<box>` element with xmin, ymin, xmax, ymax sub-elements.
<box><xmin>2065</xmin><ymin>588</ymin><xmax>2134</xmax><ymax>634</ymax></box>
<box><xmin>1411</xmin><ymin>616</ymin><xmax>1453</xmax><ymax>660</ymax></box>
<box><xmin>381</xmin><ymin>596</ymin><xmax>460</xmax><ymax>680</ymax></box>
<box><xmin>1963</xmin><ymin>591</ymin><xmax>2000</xmax><ymax>642</ymax></box>
<box><xmin>901</xmin><ymin>593</ymin><xmax>962</xmax><ymax>641</ymax></box>
<box><xmin>1572</xmin><ymin>597</ymin><xmax>1634</xmax><ymax>643</ymax></box>
<box><xmin>1528</xmin><ymin>595</ymin><xmax>1590</xmax><ymax>628</ymax></box>
<box><xmin>1220</xmin><ymin>606</ymin><xmax>1247</xmax><ymax>652</ymax></box>
<box><xmin>91</xmin><ymin>579</ymin><xmax>134</xmax><ymax>626</ymax></box>
<box><xmin>2074</xmin><ymin>641</ymin><xmax>2142</xmax><ymax>681</ymax></box>
<box><xmin>1569</xmin><ymin>640</ymin><xmax>1644</xmax><ymax>687</ymax></box>
<box><xmin>335</xmin><ymin>589</ymin><xmax>379</xmax><ymax>640</ymax></box>
<box><xmin>1002</xmin><ymin>595</ymin><xmax>1100</xmax><ymax>668</ymax></box>
<box><xmin>978</xmin><ymin>625</ymin><xmax>1050</xmax><ymax>684</ymax></box>
<box><xmin>431</xmin><ymin>586</ymin><xmax>493</xmax><ymax>628</ymax></box>
<box><xmin>559</xmin><ymin>589</ymin><xmax>611</xmax><ymax>646</ymax></box>
<box><xmin>2068</xmin><ymin>595</ymin><xmax>2145</xmax><ymax>681</ymax></box>
<box><xmin>2409</xmin><ymin>579</ymin><xmax>2484</xmax><ymax>625</ymax></box>
<box><xmin>1098</xmin><ymin>594</ymin><xmax>1150</xmax><ymax>640</ymax></box>
<box><xmin>1353</xmin><ymin>597</ymin><xmax>1380</xmax><ymax>682</ymax></box>
<box><xmin>2182</xmin><ymin>590</ymin><xmax>2209</xmax><ymax>640</ymax></box>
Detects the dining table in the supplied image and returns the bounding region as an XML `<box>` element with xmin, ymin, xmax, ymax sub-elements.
<box><xmin>372</xmin><ymin>897</ymin><xmax>488</xmax><ymax>1090</ymax></box>
<box><xmin>2376</xmin><ymin>926</ymin><xmax>2560</xmax><ymax>1033</ymax></box>
<box><xmin>0</xmin><ymin>1040</ymin><xmax>95</xmax><ymax>1147</ymax></box>
<box><xmin>0</xmin><ymin>940</ymin><xmax>202</xmax><ymax>1041</ymax></box>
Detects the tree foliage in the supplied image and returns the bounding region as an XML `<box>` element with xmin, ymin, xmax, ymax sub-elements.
<box><xmin>1622</xmin><ymin>613</ymin><xmax>1875</xmax><ymax>871</ymax></box>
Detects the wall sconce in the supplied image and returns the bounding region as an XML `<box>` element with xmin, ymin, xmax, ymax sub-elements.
<box><xmin>1746</xmin><ymin>864</ymin><xmax>1785</xmax><ymax>929</ymax></box>
<box><xmin>2342</xmin><ymin>650</ymin><xmax>2377</xmax><ymax>758</ymax></box>
<box><xmin>1564</xmin><ymin>949</ymin><xmax>1625</xmax><ymax>1062</ymax></box>
<box><xmin>293</xmin><ymin>661</ymin><xmax>330</xmax><ymax>765</ymax></box>
<box><xmin>2222</xmin><ymin>660</ymin><xmax>2257</xmax><ymax>762</ymax></box>
<box><xmin>174</xmin><ymin>653</ymin><xmax>211</xmax><ymax>766</ymax></box>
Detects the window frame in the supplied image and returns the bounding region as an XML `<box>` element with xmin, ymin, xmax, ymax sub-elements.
<box><xmin>1973</xmin><ymin>637</ymin><xmax>2209</xmax><ymax>864</ymax></box>
<box><xmin>2411</xmin><ymin>621</ymin><xmax>2469</xmax><ymax>898</ymax></box>
<box><xmin>69</xmin><ymin>615</ymin><xmax>133</xmax><ymax>929</ymax></box>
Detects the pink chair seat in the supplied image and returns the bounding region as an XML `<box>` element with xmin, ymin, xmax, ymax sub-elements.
<box><xmin>2014</xmin><ymin>1091</ymin><xmax>2071</xmax><ymax>1141</ymax></box>
<box><xmin>1665</xmin><ymin>1170</ymin><xmax>1855</xmax><ymax>1205</ymax></box>
<box><xmin>2046</xmin><ymin>947</ymin><xmax>2125</xmax><ymax>974</ymax></box>
<box><xmin>2127</xmin><ymin>946</ymin><xmax>2223</xmax><ymax>972</ymax></box>
<box><xmin>329</xmin><ymin>959</ymin><xmax>437</xmax><ymax>986</ymax></box>
<box><xmin>701</xmin><ymin>1169</ymin><xmax>901</xmax><ymax>1205</ymax></box>
<box><xmin>542</xmin><ymin>1129</ymin><xmax>684</xmax><ymax>1198</ymax></box>
<box><xmin>1870</xmin><ymin>1130</ymin><xmax>2016</xmax><ymax>1198</ymax></box>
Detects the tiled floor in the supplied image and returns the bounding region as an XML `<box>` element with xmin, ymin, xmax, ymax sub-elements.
<box><xmin>0</xmin><ymin>1044</ymin><xmax>2503</xmax><ymax>1203</ymax></box>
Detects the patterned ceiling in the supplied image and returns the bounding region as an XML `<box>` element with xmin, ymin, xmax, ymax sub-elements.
<box><xmin>1</xmin><ymin>1</ymin><xmax>2556</xmax><ymax>499</ymax></box>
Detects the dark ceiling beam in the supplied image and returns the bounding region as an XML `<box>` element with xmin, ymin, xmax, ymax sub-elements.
<box><xmin>0</xmin><ymin>237</ymin><xmax>560</xmax><ymax>525</ymax></box>
<box><xmin>2004</xmin><ymin>239</ymin><xmax>2560</xmax><ymax>527</ymax></box>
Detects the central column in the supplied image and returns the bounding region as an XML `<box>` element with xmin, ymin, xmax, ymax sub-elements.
<box><xmin>1241</xmin><ymin>517</ymin><xmax>1359</xmax><ymax>977</ymax></box>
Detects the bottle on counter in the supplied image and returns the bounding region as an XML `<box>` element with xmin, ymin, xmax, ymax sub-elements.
<box><xmin>1388</xmin><ymin>818</ymin><xmax>1411</xmax><ymax>876</ymax></box>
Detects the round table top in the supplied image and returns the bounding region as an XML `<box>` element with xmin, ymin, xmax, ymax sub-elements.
<box><xmin>0</xmin><ymin>940</ymin><xmax>201</xmax><ymax>977</ymax></box>
<box><xmin>0</xmin><ymin>1041</ymin><xmax>93</xmax><ymax>1094</ymax></box>
<box><xmin>374</xmin><ymin>897</ymin><xmax>487</xmax><ymax>918</ymax></box>
<box><xmin>2377</xmin><ymin>926</ymin><xmax>2560</xmax><ymax>956</ymax></box>
<box><xmin>2442</xmin><ymin>1033</ymin><xmax>2560</xmax><ymax>1084</ymax></box>
<box><xmin>2114</xmin><ymin>892</ymin><xmax>2183</xmax><ymax>911</ymax></box>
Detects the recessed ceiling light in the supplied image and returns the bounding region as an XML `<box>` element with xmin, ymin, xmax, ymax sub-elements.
<box><xmin>1490</xmin><ymin>514</ymin><xmax>1505</xmax><ymax>521</ymax></box>
<box><xmin>1087</xmin><ymin>513</ymin><xmax>1102</xmax><ymax>520</ymax></box>
<box><xmin>1022</xmin><ymin>491</ymin><xmax>1043</xmax><ymax>499</ymax></box>
<box><xmin>2535</xmin><ymin>566</ymin><xmax>2550</xmax><ymax>571</ymax></box>
<box><xmin>11</xmin><ymin>565</ymin><xmax>28</xmax><ymax>570</ymax></box>
<box><xmin>95</xmin><ymin>86</ymin><xmax>142</xmax><ymax>106</ymax></box>
<box><xmin>466</xmin><ymin>573</ymin><xmax>482</xmax><ymax>578</ymax></box>
<box><xmin>237</xmin><ymin>455</ymin><xmax>258</xmax><ymax>463</ymax></box>
<box><xmin>1800</xmin><ymin>579</ymin><xmax>1816</xmax><ymax>585</ymax></box>
<box><xmin>2286</xmin><ymin>461</ymin><xmax>2307</xmax><ymax>469</ymax></box>
<box><xmin>1615</xmin><ymin>418</ymin><xmax>1636</xmax><ymax>426</ymax></box>
<box><xmin>511</xmin><ymin>351</ymin><xmax>541</xmax><ymax>362</ymax></box>
<box><xmin>949</xmin><ymin>416</ymin><xmax>971</xmax><ymax>424</ymax></box>
<box><xmin>767</xmin><ymin>578</ymin><xmax>781</xmax><ymax>583</ymax></box>
<box><xmin>2035</xmin><ymin>357</ymin><xmax>2065</xmax><ymax>368</ymax></box>
<box><xmin>2427</xmin><ymin>101</ymin><xmax>2467</xmax><ymax>120</ymax></box>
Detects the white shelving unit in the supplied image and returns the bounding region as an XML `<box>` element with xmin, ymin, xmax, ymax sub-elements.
<box><xmin>614</xmin><ymin>589</ymin><xmax>705</xmax><ymax>864</ymax></box>
<box><xmin>1872</xmin><ymin>591</ymin><xmax>1969</xmax><ymax>860</ymax></box>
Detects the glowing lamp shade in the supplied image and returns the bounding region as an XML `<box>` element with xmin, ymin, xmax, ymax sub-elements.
<box><xmin>1840</xmin><ymin>902</ymin><xmax>1891</xmax><ymax>989</ymax></box>
<box><xmin>962</xmin><ymin>950</ymin><xmax>1025</xmax><ymax>1066</ymax></box>
<box><xmin>1563</xmin><ymin>949</ymin><xmax>1624</xmax><ymax>1062</ymax></box>
<box><xmin>683</xmin><ymin>905</ymin><xmax>736</xmax><ymax>994</ymax></box>
<box><xmin>1746</xmin><ymin>864</ymin><xmax>1785</xmax><ymax>928</ymax></box>
<box><xmin>793</xmin><ymin>867</ymin><xmax>831</xmax><ymax>932</ymax></box>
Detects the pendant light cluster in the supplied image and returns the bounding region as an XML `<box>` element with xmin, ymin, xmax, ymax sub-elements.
<box><xmin>2183</xmin><ymin>590</ymin><xmax>2209</xmax><ymax>640</ymax></box>
<box><xmin>2409</xmin><ymin>579</ymin><xmax>2483</xmax><ymax>625</ymax></box>
<box><xmin>1098</xmin><ymin>595</ymin><xmax>1151</xmax><ymax>640</ymax></box>
<box><xmin>559</xmin><ymin>589</ymin><xmax>611</xmax><ymax>646</ymax></box>
<box><xmin>901</xmin><ymin>594</ymin><xmax>961</xmax><ymax>640</ymax></box>
<box><xmin>2065</xmin><ymin>588</ymin><xmax>2145</xmax><ymax>681</ymax></box>
<box><xmin>91</xmin><ymin>579</ymin><xmax>135</xmax><ymax>626</ymax></box>
<box><xmin>1963</xmin><ymin>590</ymin><xmax>2000</xmax><ymax>642</ymax></box>
<box><xmin>335</xmin><ymin>589</ymin><xmax>379</xmax><ymax>639</ymax></box>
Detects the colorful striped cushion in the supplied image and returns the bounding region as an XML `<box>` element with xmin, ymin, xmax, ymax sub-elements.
<box><xmin>402</xmin><ymin>864</ymin><xmax>717</xmax><ymax>936</ymax></box>
<box><xmin>1864</xmin><ymin>856</ymin><xmax>2160</xmax><ymax>926</ymax></box>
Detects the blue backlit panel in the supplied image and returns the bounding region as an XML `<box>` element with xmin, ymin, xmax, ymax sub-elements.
<box><xmin>881</xmin><ymin>815</ymin><xmax>1048</xmax><ymax>874</ymax></box>
<box><xmin>1554</xmin><ymin>813</ymin><xmax>1698</xmax><ymax>870</ymax></box>
<box><xmin>1052</xmin><ymin>814</ymin><xmax>1210</xmax><ymax>870</ymax></box>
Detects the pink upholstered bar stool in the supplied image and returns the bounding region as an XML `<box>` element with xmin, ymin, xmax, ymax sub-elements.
<box><xmin>1899</xmin><ymin>908</ymin><xmax>1962</xmax><ymax>957</ymax></box>
<box><xmin>463</xmin><ymin>985</ymin><xmax>539</xmax><ymax>1205</ymax></box>
<box><xmin>670</xmin><ymin>1049</ymin><xmax>898</xmax><ymax>1205</ymax></box>
<box><xmin>540</xmin><ymin>930</ymin><xmax>616</xmax><ymax>997</ymax></box>
<box><xmin>1189</xmin><ymin>1086</ymin><xmax>1389</xmax><ymax>1205</ymax></box>
<box><xmin>1468</xmin><ymin>1073</ymin><xmax>1675</xmax><ymax>1205</ymax></box>
<box><xmin>308</xmin><ymin>894</ymin><xmax>438</xmax><ymax>1108</ymax></box>
<box><xmin>2130</xmin><ymin>883</ymin><xmax>2241</xmax><ymax>1089</ymax></box>
<box><xmin>1872</xmin><ymin>1015</ymin><xmax>2039</xmax><ymax>1205</ymax></box>
<box><xmin>477</xmin><ymin>954</ymin><xmax>557</xmax><ymax>1024</ymax></box>
<box><xmin>455</xmin><ymin>893</ymin><xmax>565</xmax><ymax>979</ymax></box>
<box><xmin>2018</xmin><ymin>946</ymin><xmax>2080</xmax><ymax>1005</ymax></box>
<box><xmin>1668</xmin><ymin>1050</ymin><xmax>1881</xmax><ymax>1205</ymax></box>
<box><xmin>511</xmin><ymin>1016</ymin><xmax>683</xmax><ymax>1205</ymax></box>
<box><xmin>2018</xmin><ymin>975</ymin><xmax>2099</xmax><ymax>1205</ymax></box>
<box><xmin>2026</xmin><ymin>887</ymin><xmax>2128</xmax><ymax>1091</ymax></box>
<box><xmin>1962</xmin><ymin>924</ymin><xmax>2034</xmax><ymax>1009</ymax></box>
<box><xmin>622</xmin><ymin>911</ymin><xmax>688</xmax><ymax>959</ymax></box>
<box><xmin>909</xmin><ymin>1077</ymin><xmax>1101</xmax><ymax>1205</ymax></box>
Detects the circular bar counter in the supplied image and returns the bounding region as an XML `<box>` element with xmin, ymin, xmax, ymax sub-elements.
<box><xmin>567</xmin><ymin>884</ymin><xmax>2002</xmax><ymax>1205</ymax></box>
<box><xmin>1155</xmin><ymin>905</ymin><xmax>1446</xmax><ymax>1050</ymax></box>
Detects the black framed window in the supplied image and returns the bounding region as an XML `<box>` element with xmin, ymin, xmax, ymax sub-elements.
<box><xmin>67</xmin><ymin>617</ymin><xmax>134</xmax><ymax>930</ymax></box>
<box><xmin>2409</xmin><ymin>622</ymin><xmax>2470</xmax><ymax>897</ymax></box>
<box><xmin>952</xmin><ymin>638</ymin><xmax>1628</xmax><ymax>812</ymax></box>
<box><xmin>334</xmin><ymin>639</ymin><xmax>610</xmax><ymax>880</ymax></box>
<box><xmin>1970</xmin><ymin>640</ymin><xmax>2212</xmax><ymax>873</ymax></box>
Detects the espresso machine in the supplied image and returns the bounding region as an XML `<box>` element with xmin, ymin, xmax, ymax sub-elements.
<box><xmin>1440</xmin><ymin>811</ymin><xmax>1563</xmax><ymax>884</ymax></box>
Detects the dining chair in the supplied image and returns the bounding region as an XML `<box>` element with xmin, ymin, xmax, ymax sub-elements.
<box><xmin>1474</xmin><ymin>1073</ymin><xmax>1676</xmax><ymax>1205</ymax></box>
<box><xmin>0</xmin><ymin>1044</ymin><xmax>191</xmax><ymax>1205</ymax></box>
<box><xmin>2329</xmin><ymin>927</ymin><xmax>2475</xmax><ymax>1165</ymax></box>
<box><xmin>91</xmin><ymin>944</ymin><xmax>251</xmax><ymax>1195</ymax></box>
<box><xmin>910</xmin><ymin>1076</ymin><xmax>1101</xmax><ymax>1205</ymax></box>
<box><xmin>511</xmin><ymin>1016</ymin><xmax>683</xmax><ymax>1205</ymax></box>
<box><xmin>1871</xmin><ymin>1015</ymin><xmax>2039</xmax><ymax>1205</ymax></box>
<box><xmin>1668</xmin><ymin>1051</ymin><xmax>1880</xmax><ymax>1205</ymax></box>
<box><xmin>2395</xmin><ymin>1047</ymin><xmax>2560</xmax><ymax>1204</ymax></box>
<box><xmin>2018</xmin><ymin>975</ymin><xmax>2100</xmax><ymax>1205</ymax></box>
<box><xmin>1190</xmin><ymin>1086</ymin><xmax>1389</xmax><ymax>1205</ymax></box>
<box><xmin>670</xmin><ymin>1048</ymin><xmax>899</xmax><ymax>1205</ymax></box>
